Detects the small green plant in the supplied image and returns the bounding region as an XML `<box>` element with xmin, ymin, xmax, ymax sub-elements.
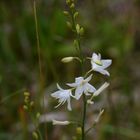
<box><xmin>23</xmin><ymin>91</ymin><xmax>42</xmax><ymax>140</ymax></box>
<box><xmin>22</xmin><ymin>0</ymin><xmax>112</xmax><ymax>139</ymax></box>
<box><xmin>51</xmin><ymin>0</ymin><xmax>112</xmax><ymax>140</ymax></box>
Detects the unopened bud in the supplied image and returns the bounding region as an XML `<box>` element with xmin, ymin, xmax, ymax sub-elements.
<box><xmin>36</xmin><ymin>112</ymin><xmax>41</xmax><ymax>119</ymax></box>
<box><xmin>76</xmin><ymin>127</ymin><xmax>82</xmax><ymax>135</ymax></box>
<box><xmin>32</xmin><ymin>132</ymin><xmax>38</xmax><ymax>140</ymax></box>
<box><xmin>66</xmin><ymin>21</ymin><xmax>72</xmax><ymax>29</ymax></box>
<box><xmin>94</xmin><ymin>82</ymin><xmax>109</xmax><ymax>97</ymax></box>
<box><xmin>70</xmin><ymin>3</ymin><xmax>75</xmax><ymax>9</ymax></box>
<box><xmin>63</xmin><ymin>11</ymin><xmax>69</xmax><ymax>16</ymax></box>
<box><xmin>61</xmin><ymin>57</ymin><xmax>74</xmax><ymax>63</ymax></box>
<box><xmin>23</xmin><ymin>105</ymin><xmax>28</xmax><ymax>110</ymax></box>
<box><xmin>30</xmin><ymin>101</ymin><xmax>34</xmax><ymax>107</ymax></box>
<box><xmin>74</xmin><ymin>12</ymin><xmax>79</xmax><ymax>19</ymax></box>
<box><xmin>76</xmin><ymin>24</ymin><xmax>80</xmax><ymax>34</ymax></box>
<box><xmin>52</xmin><ymin>120</ymin><xmax>70</xmax><ymax>125</ymax></box>
<box><xmin>24</xmin><ymin>92</ymin><xmax>30</xmax><ymax>96</ymax></box>
<box><xmin>24</xmin><ymin>97</ymin><xmax>29</xmax><ymax>104</ymax></box>
<box><xmin>66</xmin><ymin>0</ymin><xmax>71</xmax><ymax>5</ymax></box>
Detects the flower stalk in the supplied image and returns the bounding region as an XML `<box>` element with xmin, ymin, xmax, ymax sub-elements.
<box><xmin>51</xmin><ymin>1</ymin><xmax>112</xmax><ymax>140</ymax></box>
<box><xmin>65</xmin><ymin>1</ymin><xmax>87</xmax><ymax>139</ymax></box>
<box><xmin>82</xmin><ymin>94</ymin><xmax>87</xmax><ymax>140</ymax></box>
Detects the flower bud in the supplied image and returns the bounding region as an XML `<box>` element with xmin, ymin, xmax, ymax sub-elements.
<box><xmin>32</xmin><ymin>132</ymin><xmax>38</xmax><ymax>140</ymax></box>
<box><xmin>23</xmin><ymin>105</ymin><xmax>28</xmax><ymax>110</ymax></box>
<box><xmin>36</xmin><ymin>112</ymin><xmax>41</xmax><ymax>119</ymax></box>
<box><xmin>76</xmin><ymin>24</ymin><xmax>80</xmax><ymax>34</ymax></box>
<box><xmin>76</xmin><ymin>127</ymin><xmax>82</xmax><ymax>135</ymax></box>
<box><xmin>52</xmin><ymin>120</ymin><xmax>70</xmax><ymax>125</ymax></box>
<box><xmin>61</xmin><ymin>57</ymin><xmax>74</xmax><ymax>63</ymax></box>
<box><xmin>24</xmin><ymin>96</ymin><xmax>29</xmax><ymax>103</ymax></box>
<box><xmin>63</xmin><ymin>11</ymin><xmax>69</xmax><ymax>16</ymax></box>
<box><xmin>94</xmin><ymin>82</ymin><xmax>109</xmax><ymax>97</ymax></box>
<box><xmin>66</xmin><ymin>21</ymin><xmax>72</xmax><ymax>29</ymax></box>
<box><xmin>66</xmin><ymin>0</ymin><xmax>71</xmax><ymax>5</ymax></box>
<box><xmin>70</xmin><ymin>3</ymin><xmax>75</xmax><ymax>9</ymax></box>
<box><xmin>88</xmin><ymin>82</ymin><xmax>109</xmax><ymax>104</ymax></box>
<box><xmin>24</xmin><ymin>92</ymin><xmax>30</xmax><ymax>96</ymax></box>
<box><xmin>74</xmin><ymin>12</ymin><xmax>79</xmax><ymax>19</ymax></box>
<box><xmin>30</xmin><ymin>101</ymin><xmax>34</xmax><ymax>107</ymax></box>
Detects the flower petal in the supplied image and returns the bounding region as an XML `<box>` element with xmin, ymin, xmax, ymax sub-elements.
<box><xmin>101</xmin><ymin>59</ymin><xmax>112</xmax><ymax>69</ymax></box>
<box><xmin>56</xmin><ymin>83</ymin><xmax>64</xmax><ymax>90</ymax></box>
<box><xmin>67</xmin><ymin>98</ymin><xmax>72</xmax><ymax>111</ymax></box>
<box><xmin>94</xmin><ymin>67</ymin><xmax>110</xmax><ymax>76</ymax></box>
<box><xmin>75</xmin><ymin>77</ymin><xmax>84</xmax><ymax>84</ymax></box>
<box><xmin>51</xmin><ymin>91</ymin><xmax>61</xmax><ymax>98</ymax></box>
<box><xmin>85</xmin><ymin>74</ymin><xmax>93</xmax><ymax>82</ymax></box>
<box><xmin>75</xmin><ymin>86</ymin><xmax>84</xmax><ymax>100</ymax></box>
<box><xmin>98</xmin><ymin>53</ymin><xmax>101</xmax><ymax>60</ymax></box>
<box><xmin>54</xmin><ymin>101</ymin><xmax>63</xmax><ymax>108</ymax></box>
<box><xmin>85</xmin><ymin>83</ymin><xmax>96</xmax><ymax>93</ymax></box>
<box><xmin>67</xmin><ymin>82</ymin><xmax>78</xmax><ymax>87</ymax></box>
<box><xmin>91</xmin><ymin>62</ymin><xmax>98</xmax><ymax>69</ymax></box>
<box><xmin>92</xmin><ymin>53</ymin><xmax>99</xmax><ymax>61</ymax></box>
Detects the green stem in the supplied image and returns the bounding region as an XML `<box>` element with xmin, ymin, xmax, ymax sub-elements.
<box><xmin>33</xmin><ymin>0</ymin><xmax>43</xmax><ymax>86</ymax></box>
<box><xmin>82</xmin><ymin>94</ymin><xmax>87</xmax><ymax>140</ymax></box>
<box><xmin>69</xmin><ymin>4</ymin><xmax>86</xmax><ymax>140</ymax></box>
<box><xmin>33</xmin><ymin>1</ymin><xmax>46</xmax><ymax>139</ymax></box>
<box><xmin>37</xmin><ymin>129</ymin><xmax>43</xmax><ymax>140</ymax></box>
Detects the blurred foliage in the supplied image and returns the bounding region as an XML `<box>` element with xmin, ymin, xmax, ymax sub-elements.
<box><xmin>0</xmin><ymin>0</ymin><xmax>140</xmax><ymax>140</ymax></box>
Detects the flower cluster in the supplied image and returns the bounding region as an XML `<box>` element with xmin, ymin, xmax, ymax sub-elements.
<box><xmin>51</xmin><ymin>52</ymin><xmax>112</xmax><ymax>111</ymax></box>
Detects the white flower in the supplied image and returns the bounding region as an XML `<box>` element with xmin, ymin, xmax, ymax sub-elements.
<box><xmin>67</xmin><ymin>74</ymin><xmax>96</xmax><ymax>100</ymax></box>
<box><xmin>51</xmin><ymin>84</ymin><xmax>73</xmax><ymax>111</ymax></box>
<box><xmin>91</xmin><ymin>53</ymin><xmax>112</xmax><ymax>76</ymax></box>
<box><xmin>52</xmin><ymin>120</ymin><xmax>70</xmax><ymax>125</ymax></box>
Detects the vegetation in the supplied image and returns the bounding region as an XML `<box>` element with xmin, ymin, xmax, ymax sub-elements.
<box><xmin>0</xmin><ymin>0</ymin><xmax>140</xmax><ymax>140</ymax></box>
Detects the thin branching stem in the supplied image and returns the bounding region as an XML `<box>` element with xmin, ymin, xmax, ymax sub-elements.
<box><xmin>85</xmin><ymin>123</ymin><xmax>96</xmax><ymax>135</ymax></box>
<box><xmin>33</xmin><ymin>0</ymin><xmax>43</xmax><ymax>86</ymax></box>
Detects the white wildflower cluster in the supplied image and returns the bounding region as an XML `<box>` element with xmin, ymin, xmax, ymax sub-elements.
<box><xmin>51</xmin><ymin>52</ymin><xmax>112</xmax><ymax>111</ymax></box>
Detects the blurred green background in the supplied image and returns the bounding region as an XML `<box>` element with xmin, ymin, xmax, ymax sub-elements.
<box><xmin>0</xmin><ymin>0</ymin><xmax>140</xmax><ymax>140</ymax></box>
